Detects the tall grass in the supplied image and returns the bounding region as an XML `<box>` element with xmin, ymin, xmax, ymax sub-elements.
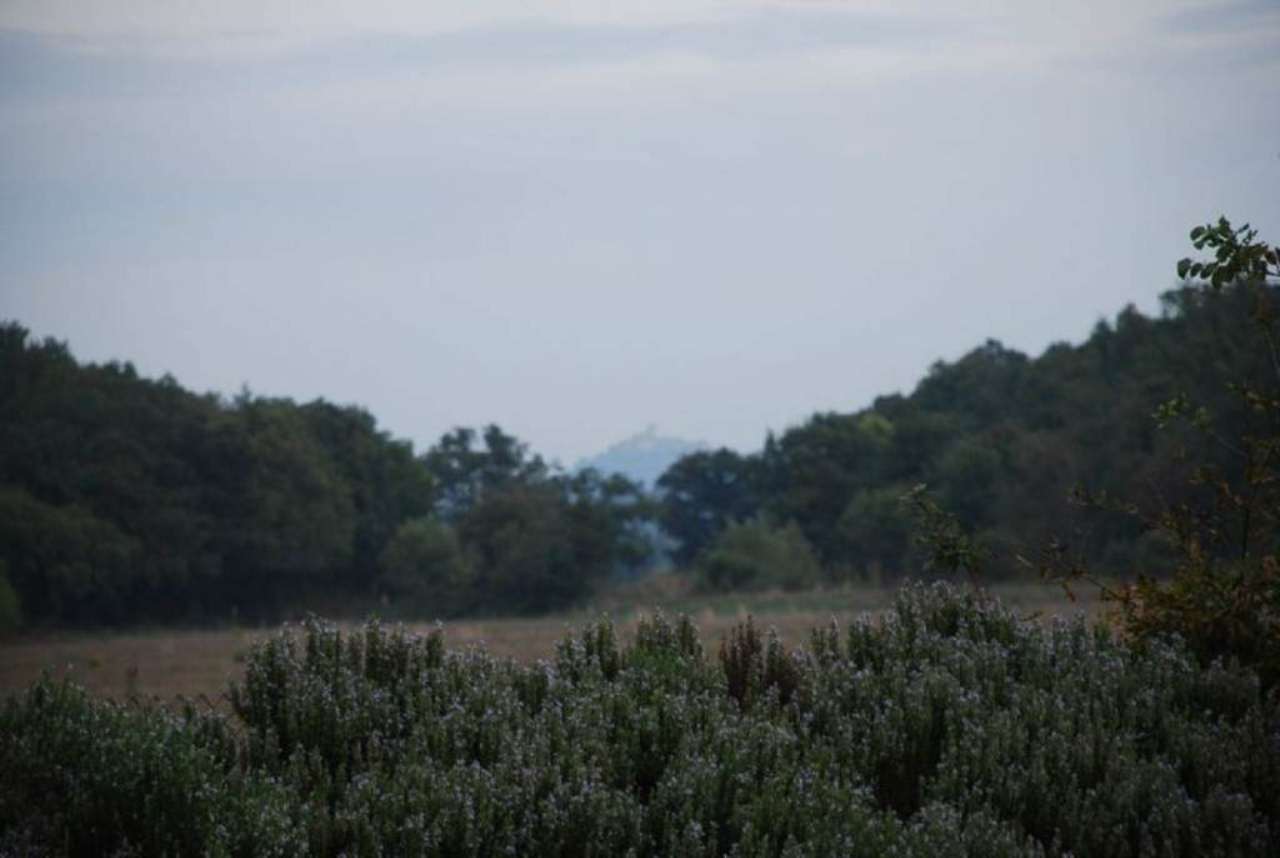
<box><xmin>3</xmin><ymin>582</ymin><xmax>1277</xmax><ymax>856</ymax></box>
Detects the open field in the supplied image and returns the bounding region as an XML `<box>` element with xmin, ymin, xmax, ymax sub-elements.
<box><xmin>0</xmin><ymin>580</ymin><xmax>1098</xmax><ymax>704</ymax></box>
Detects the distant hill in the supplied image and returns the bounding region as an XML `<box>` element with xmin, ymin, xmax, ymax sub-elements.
<box><xmin>576</xmin><ymin>426</ymin><xmax>708</xmax><ymax>489</ymax></box>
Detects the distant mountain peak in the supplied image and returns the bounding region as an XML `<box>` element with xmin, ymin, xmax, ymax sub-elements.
<box><xmin>576</xmin><ymin>428</ymin><xmax>709</xmax><ymax>489</ymax></box>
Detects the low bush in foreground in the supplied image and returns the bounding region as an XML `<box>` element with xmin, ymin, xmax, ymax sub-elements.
<box><xmin>3</xmin><ymin>583</ymin><xmax>1279</xmax><ymax>856</ymax></box>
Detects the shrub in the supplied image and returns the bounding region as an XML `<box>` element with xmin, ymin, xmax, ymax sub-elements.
<box><xmin>718</xmin><ymin>615</ymin><xmax>801</xmax><ymax>710</ymax></box>
<box><xmin>698</xmin><ymin>517</ymin><xmax>822</xmax><ymax>592</ymax></box>
<box><xmin>0</xmin><ymin>679</ymin><xmax>302</xmax><ymax>856</ymax></box>
<box><xmin>3</xmin><ymin>584</ymin><xmax>1279</xmax><ymax>856</ymax></box>
<box><xmin>378</xmin><ymin>517</ymin><xmax>472</xmax><ymax>613</ymax></box>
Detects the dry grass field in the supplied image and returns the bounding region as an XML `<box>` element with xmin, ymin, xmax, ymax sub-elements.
<box><xmin>0</xmin><ymin>579</ymin><xmax>1098</xmax><ymax>705</ymax></box>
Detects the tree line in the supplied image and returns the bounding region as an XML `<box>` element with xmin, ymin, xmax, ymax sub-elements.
<box><xmin>2</xmin><ymin>257</ymin><xmax>1275</xmax><ymax>628</ymax></box>
<box><xmin>657</xmin><ymin>278</ymin><xmax>1277</xmax><ymax>591</ymax></box>
<box><xmin>0</xmin><ymin>327</ymin><xmax>652</xmax><ymax>628</ymax></box>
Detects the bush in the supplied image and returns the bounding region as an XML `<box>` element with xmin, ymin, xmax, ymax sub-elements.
<box><xmin>3</xmin><ymin>584</ymin><xmax>1279</xmax><ymax>856</ymax></box>
<box><xmin>457</xmin><ymin>483</ymin><xmax>608</xmax><ymax>614</ymax></box>
<box><xmin>378</xmin><ymin>517</ymin><xmax>472</xmax><ymax>613</ymax></box>
<box><xmin>0</xmin><ymin>679</ymin><xmax>302</xmax><ymax>856</ymax></box>
<box><xmin>698</xmin><ymin>517</ymin><xmax>822</xmax><ymax>592</ymax></box>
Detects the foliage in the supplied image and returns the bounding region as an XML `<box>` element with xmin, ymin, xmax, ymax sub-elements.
<box><xmin>0</xmin><ymin>324</ymin><xmax>439</xmax><ymax>625</ymax></box>
<box><xmin>0</xmin><ymin>679</ymin><xmax>301</xmax><ymax>856</ymax></box>
<box><xmin>761</xmin><ymin>412</ymin><xmax>895</xmax><ymax>562</ymax></box>
<box><xmin>835</xmin><ymin>483</ymin><xmax>914</xmax><ymax>581</ymax></box>
<box><xmin>457</xmin><ymin>482</ymin><xmax>598</xmax><ymax>614</ymax></box>
<box><xmin>225</xmin><ymin>398</ymin><xmax>357</xmax><ymax>591</ymax></box>
<box><xmin>378</xmin><ymin>517</ymin><xmax>472</xmax><ymax>612</ymax></box>
<box><xmin>392</xmin><ymin>444</ymin><xmax>654</xmax><ymax>617</ymax></box>
<box><xmin>717</xmin><ymin>615</ymin><xmax>801</xmax><ymax>710</ymax></box>
<box><xmin>4</xmin><ymin>584</ymin><xmax>1279</xmax><ymax>856</ymax></box>
<box><xmin>297</xmin><ymin>400</ymin><xmax>436</xmax><ymax>587</ymax></box>
<box><xmin>5</xmin><ymin>211</ymin><xmax>1276</xmax><ymax>628</ymax></box>
<box><xmin>1037</xmin><ymin>218</ymin><xmax>1280</xmax><ymax>685</ymax></box>
<box><xmin>656</xmin><ymin>253</ymin><xmax>1273</xmax><ymax>584</ymax></box>
<box><xmin>697</xmin><ymin>517</ymin><xmax>822</xmax><ymax>592</ymax></box>
<box><xmin>899</xmin><ymin>483</ymin><xmax>996</xmax><ymax>587</ymax></box>
<box><xmin>656</xmin><ymin>448</ymin><xmax>761</xmax><ymax>566</ymax></box>
<box><xmin>559</xmin><ymin>467</ymin><xmax>659</xmax><ymax>578</ymax></box>
<box><xmin>0</xmin><ymin>325</ymin><xmax>652</xmax><ymax>626</ymax></box>
<box><xmin>421</xmin><ymin>424</ymin><xmax>548</xmax><ymax>521</ymax></box>
<box><xmin>0</xmin><ymin>485</ymin><xmax>140</xmax><ymax>625</ymax></box>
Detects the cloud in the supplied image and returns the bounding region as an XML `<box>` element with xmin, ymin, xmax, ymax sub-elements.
<box><xmin>0</xmin><ymin>7</ymin><xmax>958</xmax><ymax>103</ymax></box>
<box><xmin>14</xmin><ymin>0</ymin><xmax>1265</xmax><ymax>120</ymax></box>
<box><xmin>0</xmin><ymin>1</ymin><xmax>751</xmax><ymax>56</ymax></box>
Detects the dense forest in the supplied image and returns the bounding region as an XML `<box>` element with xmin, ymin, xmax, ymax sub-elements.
<box><xmin>659</xmin><ymin>281</ymin><xmax>1277</xmax><ymax>591</ymax></box>
<box><xmin>0</xmin><ymin>332</ymin><xmax>651</xmax><ymax>628</ymax></box>
<box><xmin>1</xmin><ymin>273</ymin><xmax>1276</xmax><ymax>629</ymax></box>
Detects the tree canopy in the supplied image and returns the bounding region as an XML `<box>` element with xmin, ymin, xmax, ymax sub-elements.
<box><xmin>0</xmin><ymin>325</ymin><xmax>652</xmax><ymax>628</ymax></box>
<box><xmin>654</xmin><ymin>264</ymin><xmax>1279</xmax><ymax>588</ymax></box>
<box><xmin>5</xmin><ymin>218</ymin><xmax>1277</xmax><ymax>626</ymax></box>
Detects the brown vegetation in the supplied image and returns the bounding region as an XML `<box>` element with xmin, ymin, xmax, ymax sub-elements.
<box><xmin>0</xmin><ymin>582</ymin><xmax>1092</xmax><ymax>704</ymax></box>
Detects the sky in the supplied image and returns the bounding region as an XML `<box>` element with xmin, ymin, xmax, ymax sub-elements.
<box><xmin>2</xmin><ymin>1</ymin><xmax>1278</xmax><ymax>466</ymax></box>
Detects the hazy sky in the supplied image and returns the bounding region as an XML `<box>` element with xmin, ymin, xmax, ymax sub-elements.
<box><xmin>3</xmin><ymin>1</ymin><xmax>1278</xmax><ymax>465</ymax></box>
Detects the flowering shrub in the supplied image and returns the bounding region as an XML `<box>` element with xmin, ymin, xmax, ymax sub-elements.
<box><xmin>3</xmin><ymin>583</ymin><xmax>1278</xmax><ymax>856</ymax></box>
<box><xmin>0</xmin><ymin>679</ymin><xmax>303</xmax><ymax>856</ymax></box>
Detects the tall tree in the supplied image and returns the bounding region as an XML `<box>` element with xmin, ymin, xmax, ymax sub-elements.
<box><xmin>423</xmin><ymin>425</ymin><xmax>547</xmax><ymax>520</ymax></box>
<box><xmin>656</xmin><ymin>448</ymin><xmax>761</xmax><ymax>565</ymax></box>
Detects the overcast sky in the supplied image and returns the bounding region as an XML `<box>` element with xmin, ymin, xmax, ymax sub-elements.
<box><xmin>2</xmin><ymin>1</ymin><xmax>1277</xmax><ymax>465</ymax></box>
